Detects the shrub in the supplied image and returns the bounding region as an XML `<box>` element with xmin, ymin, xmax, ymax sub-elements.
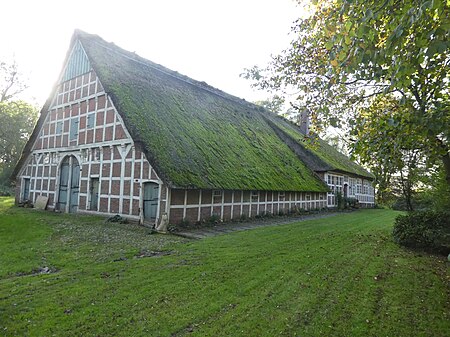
<box><xmin>0</xmin><ymin>185</ymin><xmax>13</xmax><ymax>196</ymax></box>
<box><xmin>344</xmin><ymin>197</ymin><xmax>359</xmax><ymax>209</ymax></box>
<box><xmin>391</xmin><ymin>194</ymin><xmax>433</xmax><ymax>211</ymax></box>
<box><xmin>207</xmin><ymin>214</ymin><xmax>221</xmax><ymax>225</ymax></box>
<box><xmin>392</xmin><ymin>210</ymin><xmax>450</xmax><ymax>255</ymax></box>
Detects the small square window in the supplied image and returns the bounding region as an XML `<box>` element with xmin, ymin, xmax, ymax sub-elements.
<box><xmin>86</xmin><ymin>113</ymin><xmax>95</xmax><ymax>129</ymax></box>
<box><xmin>213</xmin><ymin>190</ymin><xmax>222</xmax><ymax>197</ymax></box>
<box><xmin>56</xmin><ymin>121</ymin><xmax>63</xmax><ymax>134</ymax></box>
<box><xmin>251</xmin><ymin>191</ymin><xmax>259</xmax><ymax>202</ymax></box>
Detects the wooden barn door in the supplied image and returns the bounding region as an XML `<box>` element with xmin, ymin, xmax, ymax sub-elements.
<box><xmin>143</xmin><ymin>182</ymin><xmax>159</xmax><ymax>222</ymax></box>
<box><xmin>69</xmin><ymin>160</ymin><xmax>80</xmax><ymax>213</ymax></box>
<box><xmin>89</xmin><ymin>178</ymin><xmax>99</xmax><ymax>211</ymax></box>
<box><xmin>58</xmin><ymin>158</ymin><xmax>70</xmax><ymax>211</ymax></box>
<box><xmin>58</xmin><ymin>156</ymin><xmax>80</xmax><ymax>213</ymax></box>
<box><xmin>22</xmin><ymin>178</ymin><xmax>30</xmax><ymax>201</ymax></box>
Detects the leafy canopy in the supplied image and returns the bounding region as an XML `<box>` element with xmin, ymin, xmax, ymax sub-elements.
<box><xmin>244</xmin><ymin>0</ymin><xmax>450</xmax><ymax>184</ymax></box>
<box><xmin>0</xmin><ymin>61</ymin><xmax>37</xmax><ymax>185</ymax></box>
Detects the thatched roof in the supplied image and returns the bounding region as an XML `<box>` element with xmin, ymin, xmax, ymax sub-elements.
<box><xmin>13</xmin><ymin>30</ymin><xmax>372</xmax><ymax>191</ymax></box>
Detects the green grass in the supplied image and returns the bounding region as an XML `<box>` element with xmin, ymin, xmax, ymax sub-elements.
<box><xmin>0</xmin><ymin>197</ymin><xmax>448</xmax><ymax>336</ymax></box>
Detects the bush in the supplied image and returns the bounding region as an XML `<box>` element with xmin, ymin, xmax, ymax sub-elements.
<box><xmin>391</xmin><ymin>194</ymin><xmax>433</xmax><ymax>211</ymax></box>
<box><xmin>392</xmin><ymin>210</ymin><xmax>450</xmax><ymax>255</ymax></box>
<box><xmin>0</xmin><ymin>185</ymin><xmax>13</xmax><ymax>196</ymax></box>
<box><xmin>344</xmin><ymin>197</ymin><xmax>359</xmax><ymax>209</ymax></box>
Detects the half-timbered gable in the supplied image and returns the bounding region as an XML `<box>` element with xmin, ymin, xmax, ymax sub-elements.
<box><xmin>14</xmin><ymin>30</ymin><xmax>375</xmax><ymax>228</ymax></box>
<box><xmin>15</xmin><ymin>38</ymin><xmax>166</xmax><ymax>223</ymax></box>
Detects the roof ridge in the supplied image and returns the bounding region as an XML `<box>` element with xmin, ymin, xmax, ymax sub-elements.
<box><xmin>79</xmin><ymin>32</ymin><xmax>263</xmax><ymax>112</ymax></box>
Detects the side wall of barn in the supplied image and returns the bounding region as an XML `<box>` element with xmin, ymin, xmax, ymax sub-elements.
<box><xmin>168</xmin><ymin>189</ymin><xmax>328</xmax><ymax>225</ymax></box>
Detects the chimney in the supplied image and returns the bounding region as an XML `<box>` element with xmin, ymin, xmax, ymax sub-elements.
<box><xmin>299</xmin><ymin>109</ymin><xmax>310</xmax><ymax>135</ymax></box>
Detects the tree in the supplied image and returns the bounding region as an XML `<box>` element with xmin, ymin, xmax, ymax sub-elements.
<box><xmin>353</xmin><ymin>94</ymin><xmax>430</xmax><ymax>208</ymax></box>
<box><xmin>0</xmin><ymin>61</ymin><xmax>38</xmax><ymax>186</ymax></box>
<box><xmin>244</xmin><ymin>0</ymin><xmax>450</xmax><ymax>188</ymax></box>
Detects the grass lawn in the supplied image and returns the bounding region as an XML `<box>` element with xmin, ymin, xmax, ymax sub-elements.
<box><xmin>0</xmin><ymin>197</ymin><xmax>448</xmax><ymax>336</ymax></box>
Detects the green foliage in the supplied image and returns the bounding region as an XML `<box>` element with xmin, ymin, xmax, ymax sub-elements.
<box><xmin>345</xmin><ymin>197</ymin><xmax>359</xmax><ymax>209</ymax></box>
<box><xmin>0</xmin><ymin>60</ymin><xmax>38</xmax><ymax>186</ymax></box>
<box><xmin>245</xmin><ymin>0</ymin><xmax>450</xmax><ymax>188</ymax></box>
<box><xmin>391</xmin><ymin>194</ymin><xmax>433</xmax><ymax>212</ymax></box>
<box><xmin>0</xmin><ymin>184</ymin><xmax>13</xmax><ymax>196</ymax></box>
<box><xmin>421</xmin><ymin>166</ymin><xmax>450</xmax><ymax>211</ymax></box>
<box><xmin>393</xmin><ymin>210</ymin><xmax>450</xmax><ymax>255</ymax></box>
<box><xmin>1</xmin><ymin>199</ymin><xmax>449</xmax><ymax>336</ymax></box>
<box><xmin>253</xmin><ymin>95</ymin><xmax>285</xmax><ymax>114</ymax></box>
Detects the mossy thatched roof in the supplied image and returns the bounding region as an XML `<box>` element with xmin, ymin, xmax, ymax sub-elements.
<box><xmin>74</xmin><ymin>30</ymin><xmax>370</xmax><ymax>191</ymax></box>
<box><xmin>266</xmin><ymin>115</ymin><xmax>374</xmax><ymax>179</ymax></box>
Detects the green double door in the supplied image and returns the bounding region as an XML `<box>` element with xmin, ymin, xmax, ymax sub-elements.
<box><xmin>58</xmin><ymin>156</ymin><xmax>80</xmax><ymax>213</ymax></box>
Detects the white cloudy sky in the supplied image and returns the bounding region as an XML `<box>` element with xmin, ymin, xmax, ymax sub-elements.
<box><xmin>1</xmin><ymin>0</ymin><xmax>307</xmax><ymax>106</ymax></box>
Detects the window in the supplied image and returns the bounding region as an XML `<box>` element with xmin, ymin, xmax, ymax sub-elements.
<box><xmin>212</xmin><ymin>190</ymin><xmax>222</xmax><ymax>204</ymax></box>
<box><xmin>82</xmin><ymin>149</ymin><xmax>89</xmax><ymax>162</ymax></box>
<box><xmin>56</xmin><ymin>121</ymin><xmax>63</xmax><ymax>134</ymax></box>
<box><xmin>69</xmin><ymin>117</ymin><xmax>79</xmax><ymax>141</ymax></box>
<box><xmin>86</xmin><ymin>113</ymin><xmax>95</xmax><ymax>129</ymax></box>
<box><xmin>251</xmin><ymin>191</ymin><xmax>259</xmax><ymax>202</ymax></box>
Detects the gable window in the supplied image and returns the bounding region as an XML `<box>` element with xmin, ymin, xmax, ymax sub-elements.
<box><xmin>69</xmin><ymin>117</ymin><xmax>79</xmax><ymax>141</ymax></box>
<box><xmin>86</xmin><ymin>113</ymin><xmax>95</xmax><ymax>129</ymax></box>
<box><xmin>56</xmin><ymin>121</ymin><xmax>63</xmax><ymax>135</ymax></box>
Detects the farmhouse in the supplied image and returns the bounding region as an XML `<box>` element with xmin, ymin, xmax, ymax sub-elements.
<box><xmin>13</xmin><ymin>30</ymin><xmax>374</xmax><ymax>228</ymax></box>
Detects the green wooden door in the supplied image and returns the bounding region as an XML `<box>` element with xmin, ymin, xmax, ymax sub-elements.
<box><xmin>58</xmin><ymin>156</ymin><xmax>80</xmax><ymax>213</ymax></box>
<box><xmin>143</xmin><ymin>182</ymin><xmax>159</xmax><ymax>221</ymax></box>
<box><xmin>69</xmin><ymin>160</ymin><xmax>80</xmax><ymax>213</ymax></box>
<box><xmin>58</xmin><ymin>158</ymin><xmax>70</xmax><ymax>211</ymax></box>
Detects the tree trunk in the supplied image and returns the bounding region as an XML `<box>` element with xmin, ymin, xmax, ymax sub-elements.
<box><xmin>399</xmin><ymin>170</ymin><xmax>414</xmax><ymax>212</ymax></box>
<box><xmin>442</xmin><ymin>152</ymin><xmax>450</xmax><ymax>186</ymax></box>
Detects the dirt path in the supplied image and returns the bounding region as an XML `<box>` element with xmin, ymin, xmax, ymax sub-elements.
<box><xmin>173</xmin><ymin>211</ymin><xmax>341</xmax><ymax>239</ymax></box>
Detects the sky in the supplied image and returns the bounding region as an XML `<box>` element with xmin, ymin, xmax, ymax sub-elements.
<box><xmin>1</xmin><ymin>0</ymin><xmax>306</xmax><ymax>107</ymax></box>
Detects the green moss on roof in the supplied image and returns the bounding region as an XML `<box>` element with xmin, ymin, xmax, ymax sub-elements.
<box><xmin>272</xmin><ymin>118</ymin><xmax>374</xmax><ymax>179</ymax></box>
<box><xmin>78</xmin><ymin>32</ymin><xmax>327</xmax><ymax>192</ymax></box>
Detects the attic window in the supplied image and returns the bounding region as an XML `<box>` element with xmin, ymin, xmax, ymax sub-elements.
<box><xmin>56</xmin><ymin>121</ymin><xmax>63</xmax><ymax>134</ymax></box>
<box><xmin>69</xmin><ymin>118</ymin><xmax>79</xmax><ymax>141</ymax></box>
<box><xmin>62</xmin><ymin>40</ymin><xmax>91</xmax><ymax>82</ymax></box>
<box><xmin>86</xmin><ymin>113</ymin><xmax>95</xmax><ymax>129</ymax></box>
